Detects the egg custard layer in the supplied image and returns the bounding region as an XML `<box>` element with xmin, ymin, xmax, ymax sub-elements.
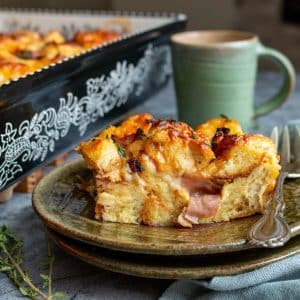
<box><xmin>77</xmin><ymin>114</ymin><xmax>280</xmax><ymax>228</ymax></box>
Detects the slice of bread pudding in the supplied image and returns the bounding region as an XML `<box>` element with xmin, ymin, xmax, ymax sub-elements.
<box><xmin>77</xmin><ymin>114</ymin><xmax>280</xmax><ymax>227</ymax></box>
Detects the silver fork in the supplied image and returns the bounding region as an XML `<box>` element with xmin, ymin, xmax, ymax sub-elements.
<box><xmin>248</xmin><ymin>124</ymin><xmax>300</xmax><ymax>248</ymax></box>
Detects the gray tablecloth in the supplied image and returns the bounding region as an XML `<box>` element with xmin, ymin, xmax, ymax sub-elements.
<box><xmin>0</xmin><ymin>72</ymin><xmax>299</xmax><ymax>300</ymax></box>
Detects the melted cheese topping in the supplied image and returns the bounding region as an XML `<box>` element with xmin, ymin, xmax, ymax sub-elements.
<box><xmin>0</xmin><ymin>29</ymin><xmax>120</xmax><ymax>85</ymax></box>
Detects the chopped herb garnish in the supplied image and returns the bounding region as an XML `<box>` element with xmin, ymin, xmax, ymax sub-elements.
<box><xmin>16</xmin><ymin>50</ymin><xmax>34</xmax><ymax>59</ymax></box>
<box><xmin>191</xmin><ymin>132</ymin><xmax>197</xmax><ymax>139</ymax></box>
<box><xmin>116</xmin><ymin>144</ymin><xmax>126</xmax><ymax>158</ymax></box>
<box><xmin>220</xmin><ymin>114</ymin><xmax>231</xmax><ymax>121</ymax></box>
<box><xmin>15</xmin><ymin>50</ymin><xmax>41</xmax><ymax>60</ymax></box>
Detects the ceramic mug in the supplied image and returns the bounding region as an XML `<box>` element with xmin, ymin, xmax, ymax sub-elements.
<box><xmin>171</xmin><ymin>30</ymin><xmax>296</xmax><ymax>129</ymax></box>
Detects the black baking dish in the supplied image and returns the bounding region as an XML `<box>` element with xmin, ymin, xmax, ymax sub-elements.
<box><xmin>0</xmin><ymin>9</ymin><xmax>186</xmax><ymax>191</ymax></box>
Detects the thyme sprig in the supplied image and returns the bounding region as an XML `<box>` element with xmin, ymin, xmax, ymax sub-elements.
<box><xmin>220</xmin><ymin>114</ymin><xmax>231</xmax><ymax>121</ymax></box>
<box><xmin>0</xmin><ymin>225</ymin><xmax>67</xmax><ymax>300</ymax></box>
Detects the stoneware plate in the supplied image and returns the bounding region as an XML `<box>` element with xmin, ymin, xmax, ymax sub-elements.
<box><xmin>32</xmin><ymin>159</ymin><xmax>300</xmax><ymax>256</ymax></box>
<box><xmin>47</xmin><ymin>227</ymin><xmax>300</xmax><ymax>279</ymax></box>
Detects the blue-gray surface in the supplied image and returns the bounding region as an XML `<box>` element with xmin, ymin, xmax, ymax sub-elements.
<box><xmin>0</xmin><ymin>73</ymin><xmax>299</xmax><ymax>299</ymax></box>
<box><xmin>160</xmin><ymin>254</ymin><xmax>300</xmax><ymax>300</ymax></box>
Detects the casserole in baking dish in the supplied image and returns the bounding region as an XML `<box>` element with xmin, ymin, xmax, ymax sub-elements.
<box><xmin>0</xmin><ymin>9</ymin><xmax>186</xmax><ymax>191</ymax></box>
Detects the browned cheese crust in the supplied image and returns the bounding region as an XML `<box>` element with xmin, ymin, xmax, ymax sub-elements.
<box><xmin>0</xmin><ymin>30</ymin><xmax>119</xmax><ymax>84</ymax></box>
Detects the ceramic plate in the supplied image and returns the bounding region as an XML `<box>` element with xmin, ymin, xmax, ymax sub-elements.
<box><xmin>33</xmin><ymin>159</ymin><xmax>300</xmax><ymax>256</ymax></box>
<box><xmin>47</xmin><ymin>227</ymin><xmax>300</xmax><ymax>279</ymax></box>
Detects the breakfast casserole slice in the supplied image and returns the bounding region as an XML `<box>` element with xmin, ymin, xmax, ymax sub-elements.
<box><xmin>77</xmin><ymin>114</ymin><xmax>280</xmax><ymax>227</ymax></box>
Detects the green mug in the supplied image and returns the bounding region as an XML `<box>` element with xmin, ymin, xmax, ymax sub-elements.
<box><xmin>171</xmin><ymin>30</ymin><xmax>296</xmax><ymax>129</ymax></box>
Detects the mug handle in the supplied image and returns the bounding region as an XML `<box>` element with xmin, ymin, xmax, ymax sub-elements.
<box><xmin>254</xmin><ymin>43</ymin><xmax>296</xmax><ymax>117</ymax></box>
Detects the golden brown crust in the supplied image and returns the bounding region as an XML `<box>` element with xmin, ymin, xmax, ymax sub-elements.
<box><xmin>77</xmin><ymin>115</ymin><xmax>281</xmax><ymax>227</ymax></box>
<box><xmin>74</xmin><ymin>30</ymin><xmax>119</xmax><ymax>48</ymax></box>
<box><xmin>0</xmin><ymin>29</ymin><xmax>120</xmax><ymax>85</ymax></box>
<box><xmin>196</xmin><ymin>117</ymin><xmax>243</xmax><ymax>140</ymax></box>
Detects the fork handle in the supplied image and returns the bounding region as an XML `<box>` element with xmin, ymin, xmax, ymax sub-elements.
<box><xmin>248</xmin><ymin>171</ymin><xmax>291</xmax><ymax>247</ymax></box>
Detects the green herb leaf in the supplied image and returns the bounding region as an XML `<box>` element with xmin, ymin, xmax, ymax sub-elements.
<box><xmin>116</xmin><ymin>144</ymin><xmax>127</xmax><ymax>158</ymax></box>
<box><xmin>40</xmin><ymin>273</ymin><xmax>49</xmax><ymax>280</ymax></box>
<box><xmin>191</xmin><ymin>132</ymin><xmax>197</xmax><ymax>139</ymax></box>
<box><xmin>220</xmin><ymin>114</ymin><xmax>231</xmax><ymax>121</ymax></box>
<box><xmin>0</xmin><ymin>266</ymin><xmax>12</xmax><ymax>271</ymax></box>
<box><xmin>19</xmin><ymin>286</ymin><xmax>38</xmax><ymax>297</ymax></box>
<box><xmin>41</xmin><ymin>273</ymin><xmax>50</xmax><ymax>288</ymax></box>
<box><xmin>53</xmin><ymin>291</ymin><xmax>68</xmax><ymax>299</ymax></box>
<box><xmin>28</xmin><ymin>289</ymin><xmax>39</xmax><ymax>298</ymax></box>
<box><xmin>19</xmin><ymin>286</ymin><xmax>30</xmax><ymax>296</ymax></box>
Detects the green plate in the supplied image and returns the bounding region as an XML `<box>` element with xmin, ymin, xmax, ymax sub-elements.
<box><xmin>33</xmin><ymin>159</ymin><xmax>300</xmax><ymax>256</ymax></box>
<box><xmin>47</xmin><ymin>227</ymin><xmax>300</xmax><ymax>279</ymax></box>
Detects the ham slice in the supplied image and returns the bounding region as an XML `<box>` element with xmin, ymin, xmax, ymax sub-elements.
<box><xmin>181</xmin><ymin>176</ymin><xmax>220</xmax><ymax>194</ymax></box>
<box><xmin>178</xmin><ymin>176</ymin><xmax>221</xmax><ymax>227</ymax></box>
